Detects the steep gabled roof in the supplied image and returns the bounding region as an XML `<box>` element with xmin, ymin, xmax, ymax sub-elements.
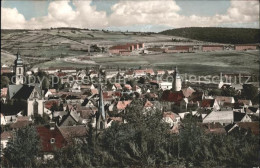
<box><xmin>58</xmin><ymin>125</ymin><xmax>88</xmax><ymax>143</ymax></box>
<box><xmin>201</xmin><ymin>99</ymin><xmax>215</xmax><ymax>108</ymax></box>
<box><xmin>161</xmin><ymin>90</ymin><xmax>184</xmax><ymax>103</ymax></box>
<box><xmin>36</xmin><ymin>126</ymin><xmax>67</xmax><ymax>152</ymax></box>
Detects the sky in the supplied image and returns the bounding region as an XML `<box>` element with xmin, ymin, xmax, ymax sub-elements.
<box><xmin>1</xmin><ymin>0</ymin><xmax>259</xmax><ymax>32</ymax></box>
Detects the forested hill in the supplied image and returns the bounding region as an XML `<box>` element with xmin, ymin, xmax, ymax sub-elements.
<box><xmin>160</xmin><ymin>27</ymin><xmax>260</xmax><ymax>44</ymax></box>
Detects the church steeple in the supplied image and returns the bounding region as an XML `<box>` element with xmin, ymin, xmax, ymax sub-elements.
<box><xmin>172</xmin><ymin>66</ymin><xmax>182</xmax><ymax>91</ymax></box>
<box><xmin>96</xmin><ymin>81</ymin><xmax>106</xmax><ymax>130</ymax></box>
<box><xmin>14</xmin><ymin>50</ymin><xmax>24</xmax><ymax>85</ymax></box>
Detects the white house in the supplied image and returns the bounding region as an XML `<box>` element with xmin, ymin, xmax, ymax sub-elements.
<box><xmin>1</xmin><ymin>131</ymin><xmax>13</xmax><ymax>156</ymax></box>
<box><xmin>159</xmin><ymin>82</ymin><xmax>172</xmax><ymax>90</ymax></box>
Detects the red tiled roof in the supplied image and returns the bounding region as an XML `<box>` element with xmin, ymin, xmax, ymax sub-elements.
<box><xmin>1</xmin><ymin>88</ymin><xmax>8</xmax><ymax>97</ymax></box>
<box><xmin>237</xmin><ymin>99</ymin><xmax>251</xmax><ymax>106</ymax></box>
<box><xmin>215</xmin><ymin>96</ymin><xmax>234</xmax><ymax>103</ymax></box>
<box><xmin>91</xmin><ymin>89</ymin><xmax>99</xmax><ymax>95</ymax></box>
<box><xmin>144</xmin><ymin>100</ymin><xmax>153</xmax><ymax>108</ymax></box>
<box><xmin>1</xmin><ymin>131</ymin><xmax>13</xmax><ymax>140</ymax></box>
<box><xmin>124</xmin><ymin>84</ymin><xmax>132</xmax><ymax>90</ymax></box>
<box><xmin>201</xmin><ymin>99</ymin><xmax>215</xmax><ymax>107</ymax></box>
<box><xmin>45</xmin><ymin>100</ymin><xmax>59</xmax><ymax>110</ymax></box>
<box><xmin>36</xmin><ymin>126</ymin><xmax>67</xmax><ymax>152</ymax></box>
<box><xmin>236</xmin><ymin>122</ymin><xmax>259</xmax><ymax>135</ymax></box>
<box><xmin>58</xmin><ymin>126</ymin><xmax>88</xmax><ymax>143</ymax></box>
<box><xmin>107</xmin><ymin>117</ymin><xmax>123</xmax><ymax>123</ymax></box>
<box><xmin>117</xmin><ymin>100</ymin><xmax>132</xmax><ymax>110</ymax></box>
<box><xmin>10</xmin><ymin>119</ymin><xmax>32</xmax><ymax>129</ymax></box>
<box><xmin>163</xmin><ymin>112</ymin><xmax>179</xmax><ymax>121</ymax></box>
<box><xmin>161</xmin><ymin>90</ymin><xmax>184</xmax><ymax>102</ymax></box>
<box><xmin>182</xmin><ymin>87</ymin><xmax>195</xmax><ymax>98</ymax></box>
<box><xmin>114</xmin><ymin>83</ymin><xmax>122</xmax><ymax>89</ymax></box>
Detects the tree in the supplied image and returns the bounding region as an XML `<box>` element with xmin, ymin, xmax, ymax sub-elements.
<box><xmin>208</xmin><ymin>89</ymin><xmax>222</xmax><ymax>96</ymax></box>
<box><xmin>242</xmin><ymin>84</ymin><xmax>258</xmax><ymax>104</ymax></box>
<box><xmin>1</xmin><ymin>76</ymin><xmax>10</xmax><ymax>88</ymax></box>
<box><xmin>221</xmin><ymin>87</ymin><xmax>237</xmax><ymax>97</ymax></box>
<box><xmin>3</xmin><ymin>126</ymin><xmax>40</xmax><ymax>167</ymax></box>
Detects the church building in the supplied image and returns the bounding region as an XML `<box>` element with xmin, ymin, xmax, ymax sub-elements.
<box><xmin>7</xmin><ymin>52</ymin><xmax>44</xmax><ymax>117</ymax></box>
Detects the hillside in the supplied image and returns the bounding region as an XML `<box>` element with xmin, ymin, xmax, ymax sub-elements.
<box><xmin>160</xmin><ymin>27</ymin><xmax>260</xmax><ymax>44</ymax></box>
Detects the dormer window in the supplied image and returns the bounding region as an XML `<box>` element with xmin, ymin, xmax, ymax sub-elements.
<box><xmin>50</xmin><ymin>138</ymin><xmax>55</xmax><ymax>144</ymax></box>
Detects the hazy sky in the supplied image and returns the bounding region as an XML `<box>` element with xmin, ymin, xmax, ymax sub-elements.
<box><xmin>1</xmin><ymin>0</ymin><xmax>259</xmax><ymax>32</ymax></box>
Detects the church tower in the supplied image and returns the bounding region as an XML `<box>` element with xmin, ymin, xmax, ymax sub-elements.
<box><xmin>172</xmin><ymin>66</ymin><xmax>182</xmax><ymax>91</ymax></box>
<box><xmin>96</xmin><ymin>84</ymin><xmax>106</xmax><ymax>130</ymax></box>
<box><xmin>14</xmin><ymin>51</ymin><xmax>24</xmax><ymax>85</ymax></box>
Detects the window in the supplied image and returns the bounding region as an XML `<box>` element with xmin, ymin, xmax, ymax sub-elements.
<box><xmin>50</xmin><ymin>138</ymin><xmax>55</xmax><ymax>144</ymax></box>
<box><xmin>33</xmin><ymin>100</ymin><xmax>38</xmax><ymax>116</ymax></box>
<box><xmin>34</xmin><ymin>92</ymin><xmax>38</xmax><ymax>98</ymax></box>
<box><xmin>100</xmin><ymin>121</ymin><xmax>104</xmax><ymax>129</ymax></box>
<box><xmin>18</xmin><ymin>68</ymin><xmax>21</xmax><ymax>75</ymax></box>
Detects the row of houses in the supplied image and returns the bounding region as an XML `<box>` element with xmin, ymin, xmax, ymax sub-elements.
<box><xmin>147</xmin><ymin>44</ymin><xmax>259</xmax><ymax>54</ymax></box>
<box><xmin>109</xmin><ymin>43</ymin><xmax>145</xmax><ymax>55</ymax></box>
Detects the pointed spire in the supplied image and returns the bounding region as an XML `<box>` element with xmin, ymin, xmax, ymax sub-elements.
<box><xmin>17</xmin><ymin>49</ymin><xmax>21</xmax><ymax>59</ymax></box>
<box><xmin>98</xmin><ymin>84</ymin><xmax>105</xmax><ymax>120</ymax></box>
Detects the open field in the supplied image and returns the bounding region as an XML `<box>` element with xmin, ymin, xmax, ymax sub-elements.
<box><xmin>1</xmin><ymin>28</ymin><xmax>259</xmax><ymax>76</ymax></box>
<box><xmin>92</xmin><ymin>50</ymin><xmax>259</xmax><ymax>75</ymax></box>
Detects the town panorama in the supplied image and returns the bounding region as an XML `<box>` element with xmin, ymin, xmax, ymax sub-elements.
<box><xmin>1</xmin><ymin>0</ymin><xmax>259</xmax><ymax>167</ymax></box>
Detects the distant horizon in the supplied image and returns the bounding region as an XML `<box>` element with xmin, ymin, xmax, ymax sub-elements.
<box><xmin>2</xmin><ymin>0</ymin><xmax>259</xmax><ymax>32</ymax></box>
<box><xmin>1</xmin><ymin>26</ymin><xmax>260</xmax><ymax>33</ymax></box>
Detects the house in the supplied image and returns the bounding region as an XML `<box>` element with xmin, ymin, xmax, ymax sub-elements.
<box><xmin>124</xmin><ymin>84</ymin><xmax>132</xmax><ymax>91</ymax></box>
<box><xmin>45</xmin><ymin>89</ymin><xmax>57</xmax><ymax>98</ymax></box>
<box><xmin>10</xmin><ymin>116</ymin><xmax>32</xmax><ymax>130</ymax></box>
<box><xmin>143</xmin><ymin>100</ymin><xmax>154</xmax><ymax>111</ymax></box>
<box><xmin>1</xmin><ymin>131</ymin><xmax>13</xmax><ymax>155</ymax></box>
<box><xmin>199</xmin><ymin>122</ymin><xmax>226</xmax><ymax>134</ymax></box>
<box><xmin>161</xmin><ymin>90</ymin><xmax>184</xmax><ymax>103</ymax></box>
<box><xmin>145</xmin><ymin>69</ymin><xmax>155</xmax><ymax>76</ymax></box>
<box><xmin>234</xmin><ymin>112</ymin><xmax>252</xmax><ymax>123</ymax></box>
<box><xmin>1</xmin><ymin>87</ymin><xmax>8</xmax><ymax>103</ymax></box>
<box><xmin>202</xmin><ymin>45</ymin><xmax>224</xmax><ymax>52</ymax></box>
<box><xmin>134</xmin><ymin>70</ymin><xmax>146</xmax><ymax>77</ymax></box>
<box><xmin>36</xmin><ymin>125</ymin><xmax>67</xmax><ymax>160</ymax></box>
<box><xmin>226</xmin><ymin>122</ymin><xmax>259</xmax><ymax>135</ymax></box>
<box><xmin>58</xmin><ymin>125</ymin><xmax>88</xmax><ymax>144</ymax></box>
<box><xmin>234</xmin><ymin>44</ymin><xmax>257</xmax><ymax>51</ymax></box>
<box><xmin>246</xmin><ymin>107</ymin><xmax>259</xmax><ymax>114</ymax></box>
<box><xmin>202</xmin><ymin>111</ymin><xmax>252</xmax><ymax>125</ymax></box>
<box><xmin>116</xmin><ymin>100</ymin><xmax>132</xmax><ymax>111</ymax></box>
<box><xmin>237</xmin><ymin>99</ymin><xmax>252</xmax><ymax>107</ymax></box>
<box><xmin>156</xmin><ymin>70</ymin><xmax>165</xmax><ymax>76</ymax></box>
<box><xmin>58</xmin><ymin>110</ymin><xmax>80</xmax><ymax>126</ymax></box>
<box><xmin>215</xmin><ymin>96</ymin><xmax>235</xmax><ymax>106</ymax></box>
<box><xmin>112</xmin><ymin>83</ymin><xmax>122</xmax><ymax>91</ymax></box>
<box><xmin>159</xmin><ymin>81</ymin><xmax>172</xmax><ymax>90</ymax></box>
<box><xmin>106</xmin><ymin>117</ymin><xmax>123</xmax><ymax>128</ymax></box>
<box><xmin>132</xmin><ymin>85</ymin><xmax>142</xmax><ymax>94</ymax></box>
<box><xmin>181</xmin><ymin>87</ymin><xmax>195</xmax><ymax>98</ymax></box>
<box><xmin>70</xmin><ymin>82</ymin><xmax>81</xmax><ymax>92</ymax></box>
<box><xmin>200</xmin><ymin>99</ymin><xmax>220</xmax><ymax>111</ymax></box>
<box><xmin>162</xmin><ymin>112</ymin><xmax>181</xmax><ymax>133</ymax></box>
<box><xmin>1</xmin><ymin>114</ymin><xmax>7</xmax><ymax>125</ymax></box>
<box><xmin>89</xmin><ymin>71</ymin><xmax>98</xmax><ymax>78</ymax></box>
<box><xmin>203</xmin><ymin>110</ymin><xmax>234</xmax><ymax>125</ymax></box>
<box><xmin>124</xmin><ymin>70</ymin><xmax>134</xmax><ymax>78</ymax></box>
<box><xmin>180</xmin><ymin>98</ymin><xmax>199</xmax><ymax>112</ymax></box>
<box><xmin>164</xmin><ymin>46</ymin><xmax>193</xmax><ymax>53</ymax></box>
